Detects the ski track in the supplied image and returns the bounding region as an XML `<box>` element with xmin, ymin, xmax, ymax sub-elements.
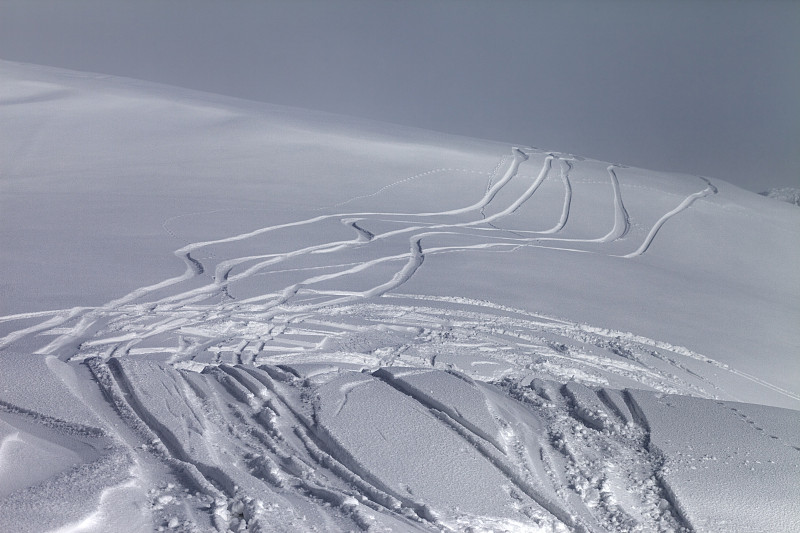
<box><xmin>621</xmin><ymin>177</ymin><xmax>717</xmax><ymax>258</ymax></box>
<box><xmin>538</xmin><ymin>159</ymin><xmax>573</xmax><ymax>235</ymax></box>
<box><xmin>74</xmin><ymin>355</ymin><xmax>694</xmax><ymax>531</ymax></box>
<box><xmin>602</xmin><ymin>165</ymin><xmax>631</xmax><ymax>242</ymax></box>
<box><xmin>3</xmin><ymin>145</ymin><xmax>773</xmax><ymax>531</ymax></box>
<box><xmin>0</xmin><ymin>146</ymin><xmax>762</xmax><ymax>404</ymax></box>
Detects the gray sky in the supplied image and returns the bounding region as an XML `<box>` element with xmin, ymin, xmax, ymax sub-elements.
<box><xmin>1</xmin><ymin>0</ymin><xmax>798</xmax><ymax>191</ymax></box>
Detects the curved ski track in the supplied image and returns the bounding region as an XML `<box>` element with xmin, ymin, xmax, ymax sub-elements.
<box><xmin>8</xmin><ymin>146</ymin><xmax>790</xmax><ymax>531</ymax></box>
<box><xmin>3</xmin><ymin>146</ymin><xmax>789</xmax><ymax>408</ymax></box>
<box><xmin>3</xmin><ymin>147</ymin><xmax>719</xmax><ymax>361</ymax></box>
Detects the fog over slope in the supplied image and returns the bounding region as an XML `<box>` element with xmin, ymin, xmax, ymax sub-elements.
<box><xmin>1</xmin><ymin>62</ymin><xmax>798</xmax><ymax>532</ymax></box>
<box><xmin>2</xmin><ymin>0</ymin><xmax>799</xmax><ymax>191</ymax></box>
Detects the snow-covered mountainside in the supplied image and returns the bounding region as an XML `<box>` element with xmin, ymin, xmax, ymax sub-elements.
<box><xmin>1</xmin><ymin>60</ymin><xmax>798</xmax><ymax>532</ymax></box>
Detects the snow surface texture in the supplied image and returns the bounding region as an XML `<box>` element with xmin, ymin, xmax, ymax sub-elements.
<box><xmin>1</xmin><ymin>60</ymin><xmax>799</xmax><ymax>532</ymax></box>
<box><xmin>759</xmin><ymin>188</ymin><xmax>800</xmax><ymax>207</ymax></box>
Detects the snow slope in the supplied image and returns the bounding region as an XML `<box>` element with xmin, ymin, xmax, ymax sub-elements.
<box><xmin>1</xmin><ymin>60</ymin><xmax>799</xmax><ymax>532</ymax></box>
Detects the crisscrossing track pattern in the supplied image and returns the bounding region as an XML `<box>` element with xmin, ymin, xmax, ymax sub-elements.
<box><xmin>8</xmin><ymin>145</ymin><xmax>791</xmax><ymax>404</ymax></box>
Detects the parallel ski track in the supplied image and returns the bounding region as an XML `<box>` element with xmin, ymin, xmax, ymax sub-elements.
<box><xmin>5</xmin><ymin>140</ymin><xmax>788</xmax><ymax>531</ymax></box>
<box><xmin>91</xmin><ymin>353</ymin><xmax>695</xmax><ymax>531</ymax></box>
<box><xmin>4</xmin><ymin>146</ymin><xmax>773</xmax><ymax>408</ymax></box>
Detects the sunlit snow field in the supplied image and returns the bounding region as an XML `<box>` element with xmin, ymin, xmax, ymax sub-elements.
<box><xmin>1</xmin><ymin>61</ymin><xmax>799</xmax><ymax>532</ymax></box>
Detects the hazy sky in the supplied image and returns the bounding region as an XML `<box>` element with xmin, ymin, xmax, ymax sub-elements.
<box><xmin>1</xmin><ymin>0</ymin><xmax>798</xmax><ymax>191</ymax></box>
